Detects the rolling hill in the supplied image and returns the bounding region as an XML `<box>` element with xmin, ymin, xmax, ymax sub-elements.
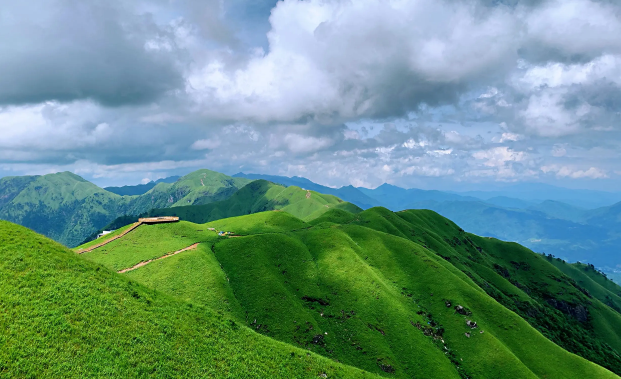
<box><xmin>74</xmin><ymin>207</ymin><xmax>621</xmax><ymax>378</ymax></box>
<box><xmin>239</xmin><ymin>174</ymin><xmax>621</xmax><ymax>277</ymax></box>
<box><xmin>0</xmin><ymin>220</ymin><xmax>378</xmax><ymax>378</ymax></box>
<box><xmin>0</xmin><ymin>170</ymin><xmax>252</xmax><ymax>247</ymax></box>
<box><xmin>87</xmin><ymin>180</ymin><xmax>362</xmax><ymax>242</ymax></box>
<box><xmin>233</xmin><ymin>172</ymin><xmax>382</xmax><ymax>209</ymax></box>
<box><xmin>104</xmin><ymin>176</ymin><xmax>181</xmax><ymax>196</ymax></box>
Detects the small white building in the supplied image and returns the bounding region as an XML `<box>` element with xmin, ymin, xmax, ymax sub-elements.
<box><xmin>97</xmin><ymin>230</ymin><xmax>114</xmax><ymax>239</ymax></box>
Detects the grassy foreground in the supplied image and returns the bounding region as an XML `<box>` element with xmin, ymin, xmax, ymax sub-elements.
<box><xmin>0</xmin><ymin>221</ymin><xmax>381</xmax><ymax>378</ymax></box>
<box><xmin>76</xmin><ymin>209</ymin><xmax>620</xmax><ymax>378</ymax></box>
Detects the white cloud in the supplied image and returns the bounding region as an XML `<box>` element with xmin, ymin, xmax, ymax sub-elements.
<box><xmin>186</xmin><ymin>0</ymin><xmax>520</xmax><ymax>122</ymax></box>
<box><xmin>525</xmin><ymin>0</ymin><xmax>621</xmax><ymax>58</ymax></box>
<box><xmin>552</xmin><ymin>145</ymin><xmax>567</xmax><ymax>157</ymax></box>
<box><xmin>2</xmin><ymin>0</ymin><xmax>621</xmax><ymax>190</ymax></box>
<box><xmin>519</xmin><ymin>88</ymin><xmax>588</xmax><ymax>137</ymax></box>
<box><xmin>543</xmin><ymin>165</ymin><xmax>609</xmax><ymax>179</ymax></box>
<box><xmin>473</xmin><ymin>147</ymin><xmax>526</xmax><ymax>167</ymax></box>
<box><xmin>281</xmin><ymin>134</ymin><xmax>333</xmax><ymax>154</ymax></box>
<box><xmin>191</xmin><ymin>138</ymin><xmax>221</xmax><ymax>150</ymax></box>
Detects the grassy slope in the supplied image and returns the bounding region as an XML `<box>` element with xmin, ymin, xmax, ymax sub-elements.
<box><xmin>358</xmin><ymin>207</ymin><xmax>621</xmax><ymax>374</ymax></box>
<box><xmin>0</xmin><ymin>170</ymin><xmax>254</xmax><ymax>248</ymax></box>
<box><xmin>86</xmin><ymin>209</ymin><xmax>618</xmax><ymax>378</ymax></box>
<box><xmin>74</xmin><ymin>222</ymin><xmax>137</xmax><ymax>251</ymax></box>
<box><xmin>138</xmin><ymin>180</ymin><xmax>362</xmax><ymax>225</ymax></box>
<box><xmin>549</xmin><ymin>260</ymin><xmax>621</xmax><ymax>312</ymax></box>
<box><xmin>0</xmin><ymin>221</ymin><xmax>381</xmax><ymax>379</ymax></box>
<box><xmin>0</xmin><ymin>172</ymin><xmax>131</xmax><ymax>247</ymax></box>
<box><xmin>127</xmin><ymin>169</ymin><xmax>252</xmax><ymax>213</ymax></box>
<box><xmin>81</xmin><ymin>221</ymin><xmax>217</xmax><ymax>272</ymax></box>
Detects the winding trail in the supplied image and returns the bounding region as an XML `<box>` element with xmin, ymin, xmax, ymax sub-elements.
<box><xmin>77</xmin><ymin>222</ymin><xmax>143</xmax><ymax>254</ymax></box>
<box><xmin>117</xmin><ymin>243</ymin><xmax>200</xmax><ymax>274</ymax></box>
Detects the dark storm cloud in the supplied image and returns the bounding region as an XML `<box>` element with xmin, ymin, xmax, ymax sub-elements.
<box><xmin>0</xmin><ymin>0</ymin><xmax>183</xmax><ymax>106</ymax></box>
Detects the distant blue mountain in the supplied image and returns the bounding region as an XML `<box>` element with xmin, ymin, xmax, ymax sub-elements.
<box><xmin>454</xmin><ymin>183</ymin><xmax>621</xmax><ymax>209</ymax></box>
<box><xmin>233</xmin><ymin>173</ymin><xmax>621</xmax><ymax>277</ymax></box>
<box><xmin>484</xmin><ymin>196</ymin><xmax>535</xmax><ymax>209</ymax></box>
<box><xmin>357</xmin><ymin>183</ymin><xmax>480</xmax><ymax>211</ymax></box>
<box><xmin>104</xmin><ymin>176</ymin><xmax>181</xmax><ymax>196</ymax></box>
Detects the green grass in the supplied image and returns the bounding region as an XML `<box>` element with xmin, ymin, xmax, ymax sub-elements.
<box><xmin>130</xmin><ymin>180</ymin><xmax>362</xmax><ymax>227</ymax></box>
<box><xmin>89</xmin><ymin>209</ymin><xmax>620</xmax><ymax>378</ymax></box>
<box><xmin>0</xmin><ymin>221</ymin><xmax>382</xmax><ymax>378</ymax></box>
<box><xmin>204</xmin><ymin>211</ymin><xmax>310</xmax><ymax>235</ymax></box>
<box><xmin>356</xmin><ymin>207</ymin><xmax>621</xmax><ymax>374</ymax></box>
<box><xmin>0</xmin><ymin>169</ymin><xmax>254</xmax><ymax>248</ymax></box>
<box><xmin>125</xmin><ymin>244</ymin><xmax>245</xmax><ymax>319</ymax></box>
<box><xmin>73</xmin><ymin>222</ymin><xmax>137</xmax><ymax>252</ymax></box>
<box><xmin>80</xmin><ymin>221</ymin><xmax>219</xmax><ymax>272</ymax></box>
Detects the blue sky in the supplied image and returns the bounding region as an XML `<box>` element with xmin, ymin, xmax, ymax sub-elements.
<box><xmin>0</xmin><ymin>0</ymin><xmax>620</xmax><ymax>191</ymax></box>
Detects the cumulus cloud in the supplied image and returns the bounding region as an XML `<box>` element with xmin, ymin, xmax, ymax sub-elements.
<box><xmin>543</xmin><ymin>165</ymin><xmax>609</xmax><ymax>179</ymax></box>
<box><xmin>1</xmin><ymin>0</ymin><xmax>621</xmax><ymax>190</ymax></box>
<box><xmin>186</xmin><ymin>0</ymin><xmax>520</xmax><ymax>122</ymax></box>
<box><xmin>0</xmin><ymin>1</ymin><xmax>189</xmax><ymax>106</ymax></box>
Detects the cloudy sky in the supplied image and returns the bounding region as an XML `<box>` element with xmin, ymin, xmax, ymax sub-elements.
<box><xmin>1</xmin><ymin>0</ymin><xmax>621</xmax><ymax>190</ymax></box>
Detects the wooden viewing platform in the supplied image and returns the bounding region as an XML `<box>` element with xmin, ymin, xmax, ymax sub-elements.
<box><xmin>138</xmin><ymin>217</ymin><xmax>179</xmax><ymax>224</ymax></box>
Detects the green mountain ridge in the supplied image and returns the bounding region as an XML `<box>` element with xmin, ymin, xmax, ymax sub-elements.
<box><xmin>84</xmin><ymin>179</ymin><xmax>362</xmax><ymax>243</ymax></box>
<box><xmin>73</xmin><ymin>207</ymin><xmax>621</xmax><ymax>378</ymax></box>
<box><xmin>0</xmin><ymin>170</ymin><xmax>252</xmax><ymax>247</ymax></box>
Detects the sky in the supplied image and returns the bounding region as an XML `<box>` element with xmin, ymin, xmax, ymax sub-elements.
<box><xmin>1</xmin><ymin>0</ymin><xmax>621</xmax><ymax>191</ymax></box>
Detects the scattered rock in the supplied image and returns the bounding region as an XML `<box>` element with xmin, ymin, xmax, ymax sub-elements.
<box><xmin>312</xmin><ymin>335</ymin><xmax>325</xmax><ymax>345</ymax></box>
<box><xmin>445</xmin><ymin>300</ymin><xmax>452</xmax><ymax>308</ymax></box>
<box><xmin>454</xmin><ymin>305</ymin><xmax>472</xmax><ymax>315</ymax></box>
<box><xmin>465</xmin><ymin>332</ymin><xmax>471</xmax><ymax>338</ymax></box>
<box><xmin>377</xmin><ymin>360</ymin><xmax>396</xmax><ymax>373</ymax></box>
<box><xmin>466</xmin><ymin>320</ymin><xmax>477</xmax><ymax>329</ymax></box>
<box><xmin>493</xmin><ymin>263</ymin><xmax>511</xmax><ymax>278</ymax></box>
<box><xmin>302</xmin><ymin>296</ymin><xmax>330</xmax><ymax>306</ymax></box>
<box><xmin>318</xmin><ymin>373</ymin><xmax>327</xmax><ymax>378</ymax></box>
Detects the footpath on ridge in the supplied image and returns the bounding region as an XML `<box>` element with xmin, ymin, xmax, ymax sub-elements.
<box><xmin>76</xmin><ymin>217</ymin><xmax>180</xmax><ymax>254</ymax></box>
<box><xmin>77</xmin><ymin>222</ymin><xmax>143</xmax><ymax>254</ymax></box>
<box><xmin>117</xmin><ymin>243</ymin><xmax>200</xmax><ymax>273</ymax></box>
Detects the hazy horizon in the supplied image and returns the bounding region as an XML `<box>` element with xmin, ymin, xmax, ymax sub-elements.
<box><xmin>1</xmin><ymin>0</ymin><xmax>620</xmax><ymax>192</ymax></box>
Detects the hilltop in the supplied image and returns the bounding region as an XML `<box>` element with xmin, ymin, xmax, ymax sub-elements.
<box><xmin>104</xmin><ymin>176</ymin><xmax>181</xmax><ymax>196</ymax></box>
<box><xmin>0</xmin><ymin>220</ymin><xmax>378</xmax><ymax>378</ymax></box>
<box><xmin>0</xmin><ymin>169</ymin><xmax>252</xmax><ymax>247</ymax></box>
<box><xmin>89</xmin><ymin>179</ymin><xmax>362</xmax><ymax>241</ymax></box>
<box><xmin>75</xmin><ymin>207</ymin><xmax>621</xmax><ymax>378</ymax></box>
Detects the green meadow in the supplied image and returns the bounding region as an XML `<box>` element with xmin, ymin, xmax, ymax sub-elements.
<box><xmin>0</xmin><ymin>221</ymin><xmax>380</xmax><ymax>379</ymax></box>
<box><xmin>69</xmin><ymin>207</ymin><xmax>621</xmax><ymax>378</ymax></box>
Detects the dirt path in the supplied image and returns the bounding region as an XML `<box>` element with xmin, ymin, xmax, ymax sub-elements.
<box><xmin>77</xmin><ymin>222</ymin><xmax>142</xmax><ymax>254</ymax></box>
<box><xmin>117</xmin><ymin>243</ymin><xmax>200</xmax><ymax>274</ymax></box>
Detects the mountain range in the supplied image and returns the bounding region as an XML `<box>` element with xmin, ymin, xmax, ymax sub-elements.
<box><xmin>104</xmin><ymin>176</ymin><xmax>181</xmax><ymax>196</ymax></box>
<box><xmin>3</xmin><ymin>168</ymin><xmax>621</xmax><ymax>376</ymax></box>
<box><xmin>234</xmin><ymin>173</ymin><xmax>621</xmax><ymax>275</ymax></box>
<box><xmin>1</xmin><ymin>168</ymin><xmax>620</xmax><ymax>278</ymax></box>
<box><xmin>0</xmin><ymin>170</ymin><xmax>251</xmax><ymax>247</ymax></box>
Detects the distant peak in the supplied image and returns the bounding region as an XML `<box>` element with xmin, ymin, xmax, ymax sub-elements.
<box><xmin>45</xmin><ymin>171</ymin><xmax>87</xmax><ymax>182</ymax></box>
<box><xmin>376</xmin><ymin>183</ymin><xmax>401</xmax><ymax>190</ymax></box>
